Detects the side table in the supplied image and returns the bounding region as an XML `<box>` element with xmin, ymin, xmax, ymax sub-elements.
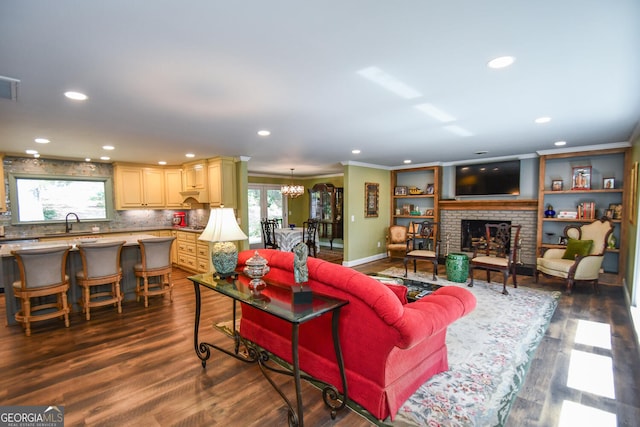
<box><xmin>189</xmin><ymin>273</ymin><xmax>349</xmax><ymax>427</ymax></box>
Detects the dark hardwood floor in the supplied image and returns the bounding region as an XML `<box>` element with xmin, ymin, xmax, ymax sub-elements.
<box><xmin>1</xmin><ymin>256</ymin><xmax>639</xmax><ymax>426</ymax></box>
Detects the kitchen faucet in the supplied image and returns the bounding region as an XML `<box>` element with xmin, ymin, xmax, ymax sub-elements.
<box><xmin>65</xmin><ymin>212</ymin><xmax>80</xmax><ymax>233</ymax></box>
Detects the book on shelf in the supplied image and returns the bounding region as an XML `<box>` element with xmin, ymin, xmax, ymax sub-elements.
<box><xmin>577</xmin><ymin>202</ymin><xmax>595</xmax><ymax>219</ymax></box>
<box><xmin>557</xmin><ymin>211</ymin><xmax>578</xmax><ymax>219</ymax></box>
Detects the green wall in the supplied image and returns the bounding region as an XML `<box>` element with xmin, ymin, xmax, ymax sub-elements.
<box><xmin>343</xmin><ymin>165</ymin><xmax>391</xmax><ymax>263</ymax></box>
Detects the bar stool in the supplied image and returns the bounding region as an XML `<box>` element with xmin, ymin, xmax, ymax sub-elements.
<box><xmin>134</xmin><ymin>237</ymin><xmax>176</xmax><ymax>307</ymax></box>
<box><xmin>76</xmin><ymin>240</ymin><xmax>126</xmax><ymax>320</ymax></box>
<box><xmin>12</xmin><ymin>245</ymin><xmax>71</xmax><ymax>336</ymax></box>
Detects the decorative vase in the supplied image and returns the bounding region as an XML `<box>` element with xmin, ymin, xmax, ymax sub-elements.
<box><xmin>544</xmin><ymin>204</ymin><xmax>556</xmax><ymax>218</ymax></box>
<box><xmin>243</xmin><ymin>251</ymin><xmax>270</xmax><ymax>296</ymax></box>
<box><xmin>608</xmin><ymin>234</ymin><xmax>617</xmax><ymax>249</ymax></box>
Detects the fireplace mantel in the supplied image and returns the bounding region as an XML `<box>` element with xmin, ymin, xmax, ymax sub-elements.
<box><xmin>440</xmin><ymin>199</ymin><xmax>538</xmax><ymax>211</ymax></box>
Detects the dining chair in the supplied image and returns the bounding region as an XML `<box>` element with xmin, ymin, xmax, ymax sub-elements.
<box><xmin>403</xmin><ymin>221</ymin><xmax>440</xmax><ymax>280</ymax></box>
<box><xmin>260</xmin><ymin>218</ymin><xmax>279</xmax><ymax>249</ymax></box>
<box><xmin>468</xmin><ymin>223</ymin><xmax>521</xmax><ymax>295</ymax></box>
<box><xmin>11</xmin><ymin>245</ymin><xmax>72</xmax><ymax>336</ymax></box>
<box><xmin>134</xmin><ymin>237</ymin><xmax>176</xmax><ymax>307</ymax></box>
<box><xmin>302</xmin><ymin>219</ymin><xmax>319</xmax><ymax>257</ymax></box>
<box><xmin>76</xmin><ymin>240</ymin><xmax>125</xmax><ymax>320</ymax></box>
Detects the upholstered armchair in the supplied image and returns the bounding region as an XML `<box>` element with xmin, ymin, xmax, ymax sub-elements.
<box><xmin>536</xmin><ymin>218</ymin><xmax>614</xmax><ymax>294</ymax></box>
<box><xmin>386</xmin><ymin>225</ymin><xmax>408</xmax><ymax>258</ymax></box>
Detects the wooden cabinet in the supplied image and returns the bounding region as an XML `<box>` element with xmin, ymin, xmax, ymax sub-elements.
<box><xmin>175</xmin><ymin>230</ymin><xmax>208</xmax><ymax>273</ymax></box>
<box><xmin>181</xmin><ymin>160</ymin><xmax>209</xmax><ymax>203</ymax></box>
<box><xmin>114</xmin><ymin>164</ymin><xmax>165</xmax><ymax>209</ymax></box>
<box><xmin>208</xmin><ymin>156</ymin><xmax>236</xmax><ymax>208</ymax></box>
<box><xmin>309</xmin><ymin>183</ymin><xmax>343</xmax><ymax>247</ymax></box>
<box><xmin>164</xmin><ymin>168</ymin><xmax>187</xmax><ymax>208</ymax></box>
<box><xmin>536</xmin><ymin>147</ymin><xmax>630</xmax><ymax>284</ymax></box>
<box><xmin>391</xmin><ymin>166</ymin><xmax>441</xmax><ymax>227</ymax></box>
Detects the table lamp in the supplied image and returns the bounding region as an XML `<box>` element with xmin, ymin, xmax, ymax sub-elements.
<box><xmin>198</xmin><ymin>207</ymin><xmax>248</xmax><ymax>278</ymax></box>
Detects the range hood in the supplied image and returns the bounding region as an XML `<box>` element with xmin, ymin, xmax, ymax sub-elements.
<box><xmin>180</xmin><ymin>190</ymin><xmax>206</xmax><ymax>204</ymax></box>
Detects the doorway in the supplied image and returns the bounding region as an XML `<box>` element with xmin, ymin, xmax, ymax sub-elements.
<box><xmin>248</xmin><ymin>184</ymin><xmax>286</xmax><ymax>248</ymax></box>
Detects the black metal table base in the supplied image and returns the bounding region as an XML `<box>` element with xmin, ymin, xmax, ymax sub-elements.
<box><xmin>193</xmin><ymin>280</ymin><xmax>348</xmax><ymax>427</ymax></box>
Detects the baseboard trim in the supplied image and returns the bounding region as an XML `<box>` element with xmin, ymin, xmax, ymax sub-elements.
<box><xmin>342</xmin><ymin>252</ymin><xmax>387</xmax><ymax>267</ymax></box>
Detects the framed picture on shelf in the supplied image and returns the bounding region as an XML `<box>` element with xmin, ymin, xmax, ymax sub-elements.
<box><xmin>609</xmin><ymin>203</ymin><xmax>623</xmax><ymax>220</ymax></box>
<box><xmin>425</xmin><ymin>209</ymin><xmax>434</xmax><ymax>217</ymax></box>
<box><xmin>603</xmin><ymin>177</ymin><xmax>615</xmax><ymax>189</ymax></box>
<box><xmin>394</xmin><ymin>186</ymin><xmax>408</xmax><ymax>196</ymax></box>
<box><xmin>551</xmin><ymin>179</ymin><xmax>563</xmax><ymax>191</ymax></box>
<box><xmin>365</xmin><ymin>182</ymin><xmax>379</xmax><ymax>217</ymax></box>
<box><xmin>572</xmin><ymin>166</ymin><xmax>591</xmax><ymax>190</ymax></box>
<box><xmin>426</xmin><ymin>184</ymin><xmax>434</xmax><ymax>195</ymax></box>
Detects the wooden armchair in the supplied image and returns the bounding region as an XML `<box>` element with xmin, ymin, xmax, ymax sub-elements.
<box><xmin>536</xmin><ymin>218</ymin><xmax>613</xmax><ymax>294</ymax></box>
<box><xmin>469</xmin><ymin>223</ymin><xmax>521</xmax><ymax>295</ymax></box>
<box><xmin>403</xmin><ymin>221</ymin><xmax>440</xmax><ymax>280</ymax></box>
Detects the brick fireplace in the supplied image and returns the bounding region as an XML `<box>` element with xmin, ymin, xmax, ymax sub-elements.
<box><xmin>439</xmin><ymin>199</ymin><xmax>538</xmax><ymax>268</ymax></box>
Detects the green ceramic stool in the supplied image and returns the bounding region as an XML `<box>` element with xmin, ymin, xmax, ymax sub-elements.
<box><xmin>446</xmin><ymin>252</ymin><xmax>469</xmax><ymax>283</ymax></box>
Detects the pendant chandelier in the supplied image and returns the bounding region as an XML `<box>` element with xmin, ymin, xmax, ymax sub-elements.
<box><xmin>281</xmin><ymin>168</ymin><xmax>305</xmax><ymax>198</ymax></box>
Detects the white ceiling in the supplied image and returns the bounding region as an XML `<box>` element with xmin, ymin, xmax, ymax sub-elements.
<box><xmin>1</xmin><ymin>1</ymin><xmax>639</xmax><ymax>176</ymax></box>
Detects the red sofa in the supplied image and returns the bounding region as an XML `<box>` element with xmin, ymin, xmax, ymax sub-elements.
<box><xmin>236</xmin><ymin>249</ymin><xmax>476</xmax><ymax>421</ymax></box>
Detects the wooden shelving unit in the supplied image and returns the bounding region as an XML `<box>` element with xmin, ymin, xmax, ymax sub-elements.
<box><xmin>390</xmin><ymin>166</ymin><xmax>441</xmax><ymax>227</ymax></box>
<box><xmin>536</xmin><ymin>147</ymin><xmax>630</xmax><ymax>284</ymax></box>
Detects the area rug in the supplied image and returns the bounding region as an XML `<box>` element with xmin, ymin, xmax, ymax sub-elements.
<box><xmin>370</xmin><ymin>267</ymin><xmax>561</xmax><ymax>427</ymax></box>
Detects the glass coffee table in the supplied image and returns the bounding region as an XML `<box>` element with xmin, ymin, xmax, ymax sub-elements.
<box><xmin>368</xmin><ymin>274</ymin><xmax>441</xmax><ymax>301</ymax></box>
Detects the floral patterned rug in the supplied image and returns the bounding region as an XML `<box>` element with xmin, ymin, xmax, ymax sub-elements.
<box><xmin>370</xmin><ymin>267</ymin><xmax>561</xmax><ymax>427</ymax></box>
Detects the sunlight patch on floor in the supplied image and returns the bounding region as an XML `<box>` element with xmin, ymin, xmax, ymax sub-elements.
<box><xmin>575</xmin><ymin>319</ymin><xmax>612</xmax><ymax>349</ymax></box>
<box><xmin>567</xmin><ymin>349</ymin><xmax>615</xmax><ymax>398</ymax></box>
<box><xmin>559</xmin><ymin>400</ymin><xmax>616</xmax><ymax>427</ymax></box>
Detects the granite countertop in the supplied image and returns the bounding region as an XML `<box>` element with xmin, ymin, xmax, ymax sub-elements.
<box><xmin>0</xmin><ymin>233</ymin><xmax>161</xmax><ymax>257</ymax></box>
<box><xmin>0</xmin><ymin>226</ymin><xmax>205</xmax><ymax>243</ymax></box>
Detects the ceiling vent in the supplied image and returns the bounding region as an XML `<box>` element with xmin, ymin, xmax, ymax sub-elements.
<box><xmin>0</xmin><ymin>76</ymin><xmax>20</xmax><ymax>101</ymax></box>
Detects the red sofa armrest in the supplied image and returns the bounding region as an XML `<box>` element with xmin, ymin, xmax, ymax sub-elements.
<box><xmin>392</xmin><ymin>286</ymin><xmax>476</xmax><ymax>349</ymax></box>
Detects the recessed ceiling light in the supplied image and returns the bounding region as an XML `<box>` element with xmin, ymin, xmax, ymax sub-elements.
<box><xmin>554</xmin><ymin>140</ymin><xmax>567</xmax><ymax>146</ymax></box>
<box><xmin>100</xmin><ymin>156</ymin><xmax>110</xmax><ymax>161</ymax></box>
<box><xmin>64</xmin><ymin>91</ymin><xmax>88</xmax><ymax>101</ymax></box>
<box><xmin>535</xmin><ymin>117</ymin><xmax>552</xmax><ymax>124</ymax></box>
<box><xmin>487</xmin><ymin>56</ymin><xmax>515</xmax><ymax>69</ymax></box>
<box><xmin>25</xmin><ymin>149</ymin><xmax>38</xmax><ymax>155</ymax></box>
<box><xmin>158</xmin><ymin>161</ymin><xmax>167</xmax><ymax>165</ymax></box>
<box><xmin>34</xmin><ymin>138</ymin><xmax>50</xmax><ymax>144</ymax></box>
<box><xmin>185</xmin><ymin>153</ymin><xmax>195</xmax><ymax>158</ymax></box>
<box><xmin>85</xmin><ymin>158</ymin><xmax>91</xmax><ymax>162</ymax></box>
<box><xmin>257</xmin><ymin>130</ymin><xmax>271</xmax><ymax>137</ymax></box>
<box><xmin>352</xmin><ymin>149</ymin><xmax>361</xmax><ymax>154</ymax></box>
<box><xmin>102</xmin><ymin>145</ymin><xmax>115</xmax><ymax>150</ymax></box>
<box><xmin>403</xmin><ymin>160</ymin><xmax>412</xmax><ymax>164</ymax></box>
<box><xmin>33</xmin><ymin>153</ymin><xmax>40</xmax><ymax>158</ymax></box>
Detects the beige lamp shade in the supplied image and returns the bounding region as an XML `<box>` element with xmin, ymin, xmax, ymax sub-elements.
<box><xmin>198</xmin><ymin>208</ymin><xmax>248</xmax><ymax>243</ymax></box>
<box><xmin>198</xmin><ymin>208</ymin><xmax>248</xmax><ymax>278</ymax></box>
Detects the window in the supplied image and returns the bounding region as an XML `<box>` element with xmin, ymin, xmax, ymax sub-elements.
<box><xmin>9</xmin><ymin>173</ymin><xmax>114</xmax><ymax>224</ymax></box>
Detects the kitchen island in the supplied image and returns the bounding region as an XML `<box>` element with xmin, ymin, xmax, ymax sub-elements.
<box><xmin>1</xmin><ymin>233</ymin><xmax>160</xmax><ymax>326</ymax></box>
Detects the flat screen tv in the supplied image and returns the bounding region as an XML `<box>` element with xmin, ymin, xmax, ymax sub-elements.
<box><xmin>455</xmin><ymin>160</ymin><xmax>520</xmax><ymax>196</ymax></box>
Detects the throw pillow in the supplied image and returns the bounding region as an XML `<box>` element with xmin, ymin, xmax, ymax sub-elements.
<box><xmin>562</xmin><ymin>238</ymin><xmax>593</xmax><ymax>260</ymax></box>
